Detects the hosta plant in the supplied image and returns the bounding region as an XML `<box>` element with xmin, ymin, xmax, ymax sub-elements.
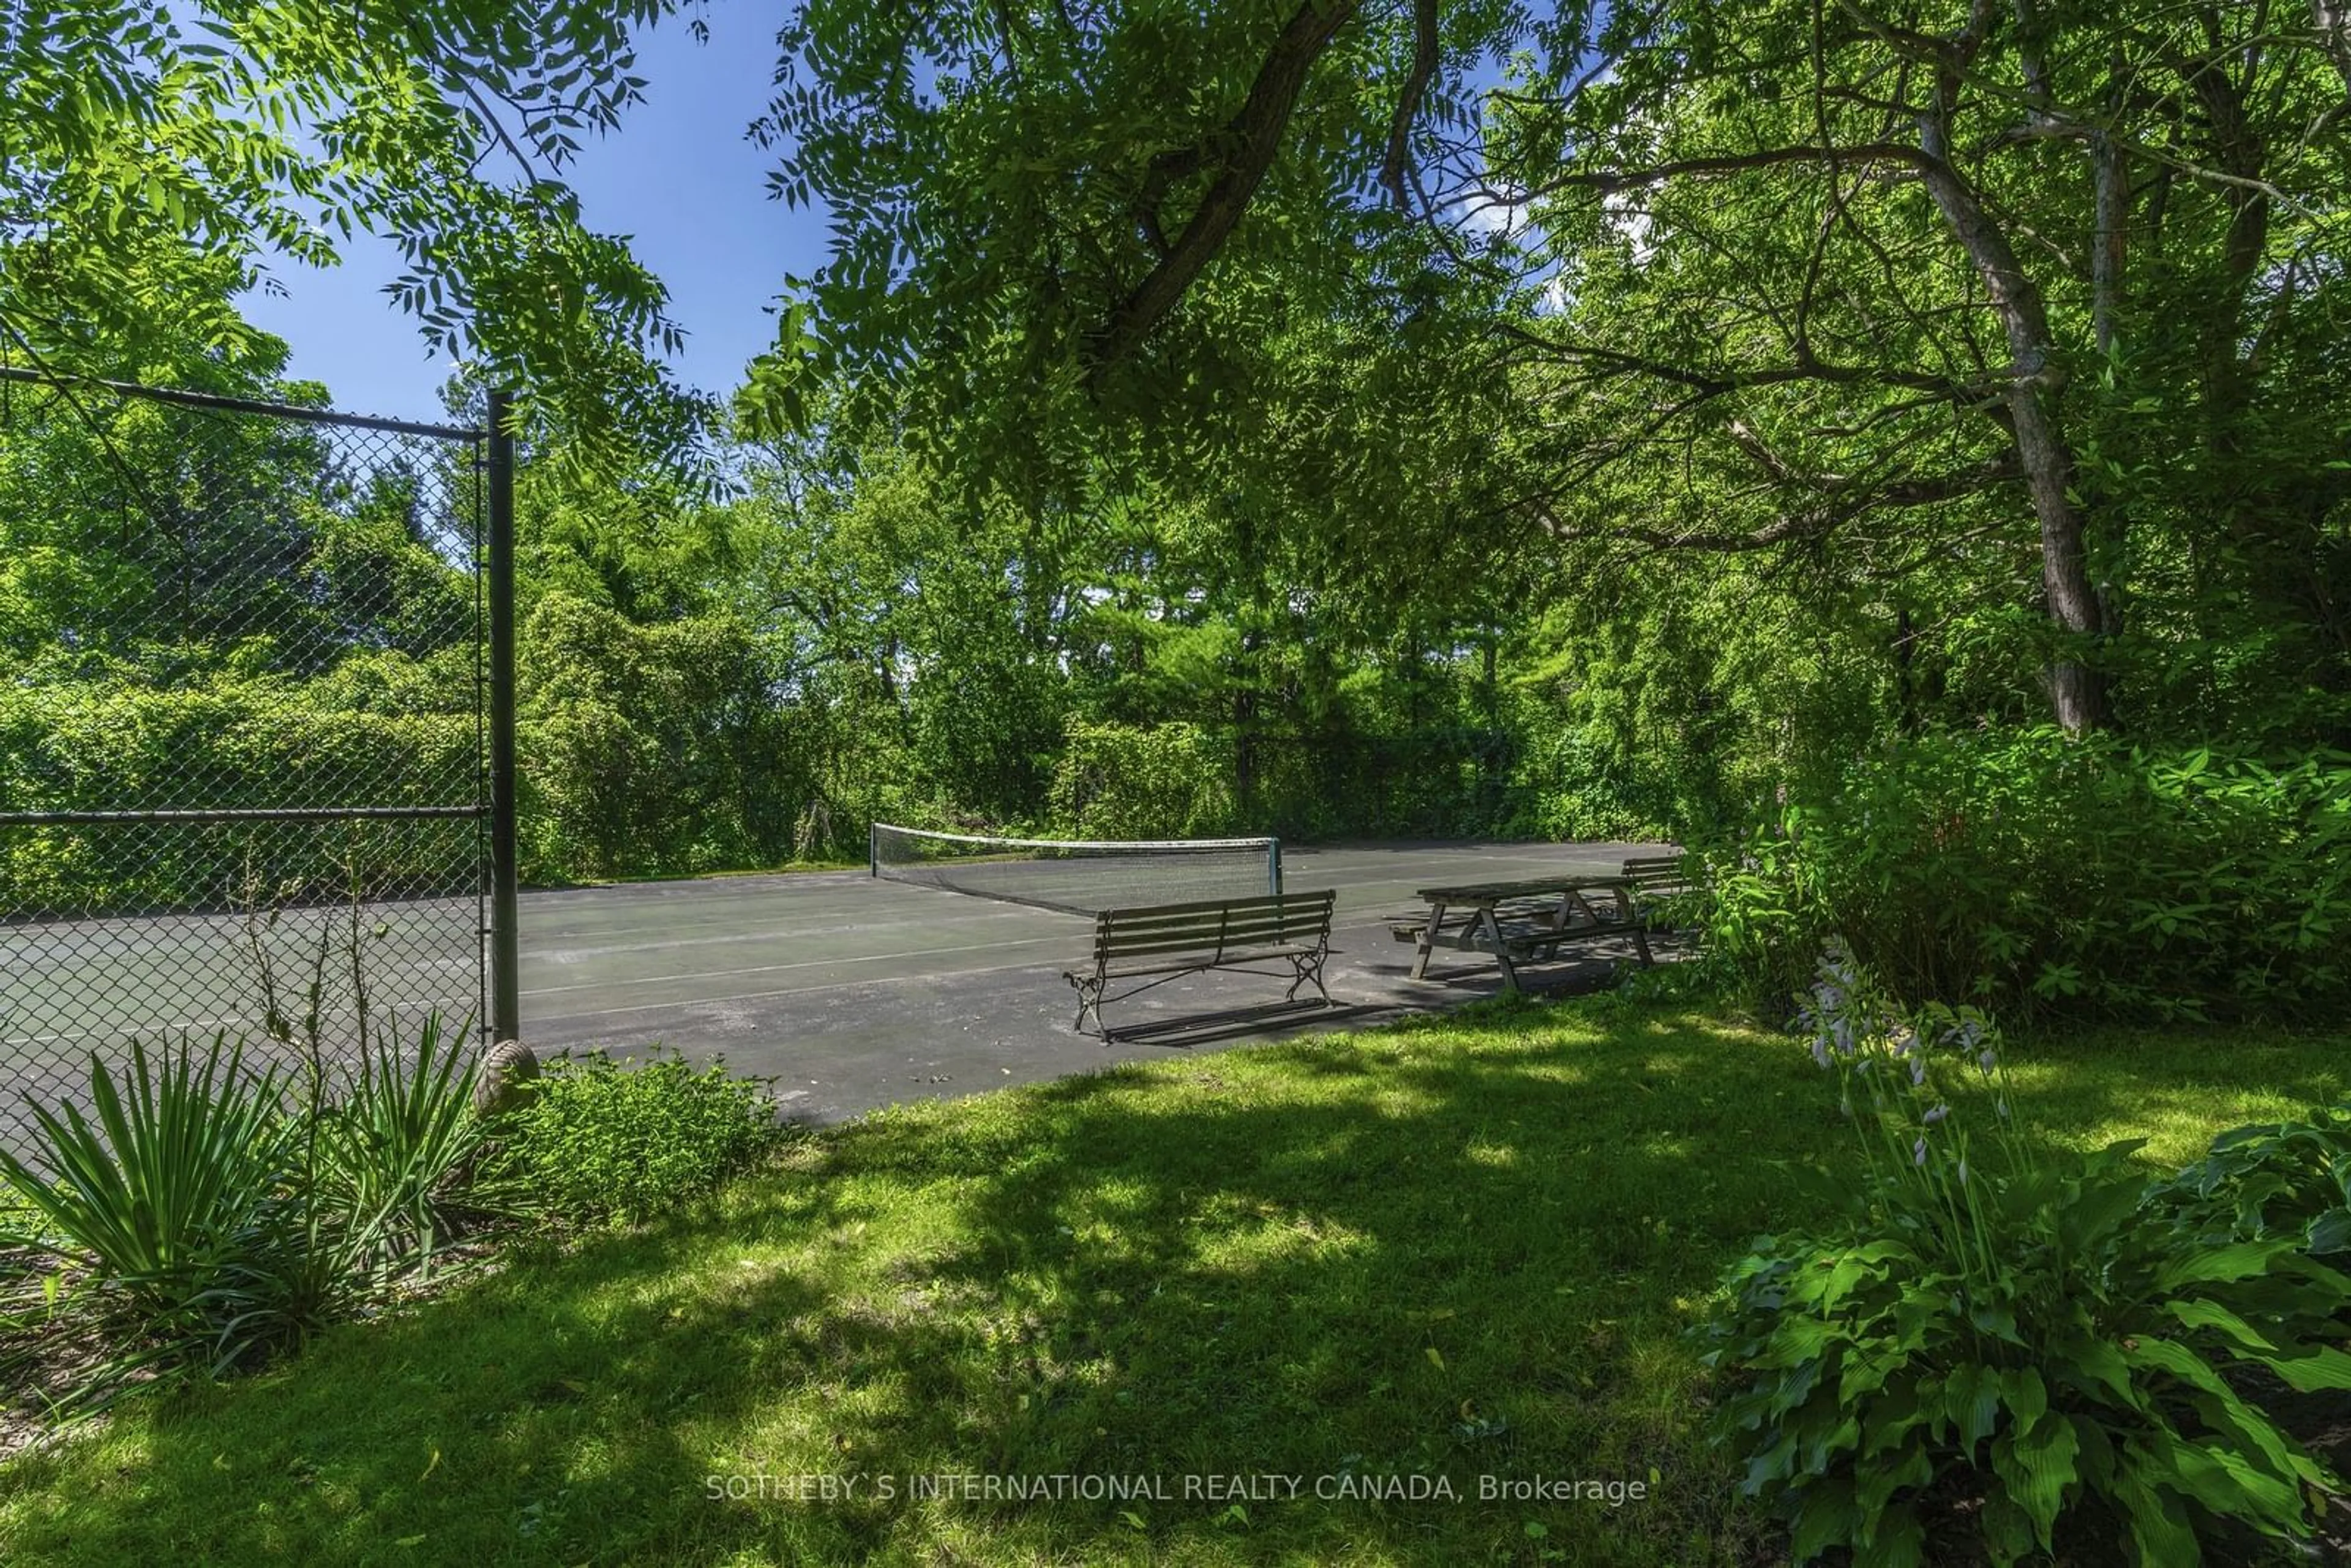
<box><xmin>1700</xmin><ymin>947</ymin><xmax>2351</xmax><ymax>1566</ymax></box>
<box><xmin>2152</xmin><ymin>1101</ymin><xmax>2351</xmax><ymax>1260</ymax></box>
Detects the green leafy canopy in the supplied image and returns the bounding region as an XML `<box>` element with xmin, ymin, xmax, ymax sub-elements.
<box><xmin>1</xmin><ymin>0</ymin><xmax>710</xmax><ymax>457</ymax></box>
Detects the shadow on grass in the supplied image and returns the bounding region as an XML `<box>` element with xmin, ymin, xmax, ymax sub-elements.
<box><xmin>2</xmin><ymin>1000</ymin><xmax>2342</xmax><ymax>1567</ymax></box>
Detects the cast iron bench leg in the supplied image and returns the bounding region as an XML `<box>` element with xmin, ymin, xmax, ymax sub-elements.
<box><xmin>1070</xmin><ymin>972</ymin><xmax>1104</xmax><ymax>1034</ymax></box>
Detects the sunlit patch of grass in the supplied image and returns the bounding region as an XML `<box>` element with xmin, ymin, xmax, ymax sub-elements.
<box><xmin>2</xmin><ymin>997</ymin><xmax>2343</xmax><ymax>1566</ymax></box>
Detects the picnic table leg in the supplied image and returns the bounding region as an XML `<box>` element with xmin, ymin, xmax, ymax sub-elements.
<box><xmin>1477</xmin><ymin>907</ymin><xmax>1522</xmax><ymax>991</ymax></box>
<box><xmin>1409</xmin><ymin>898</ymin><xmax>1449</xmax><ymax>980</ymax></box>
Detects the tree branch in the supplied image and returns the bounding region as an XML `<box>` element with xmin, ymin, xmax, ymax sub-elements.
<box><xmin>1087</xmin><ymin>1</ymin><xmax>1358</xmax><ymax>377</ymax></box>
<box><xmin>1380</xmin><ymin>0</ymin><xmax>1441</xmax><ymax>210</ymax></box>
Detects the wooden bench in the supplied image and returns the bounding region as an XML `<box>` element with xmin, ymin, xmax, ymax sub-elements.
<box><xmin>1065</xmin><ymin>890</ymin><xmax>1337</xmax><ymax>1041</ymax></box>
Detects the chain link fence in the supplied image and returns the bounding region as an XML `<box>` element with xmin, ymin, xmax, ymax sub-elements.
<box><xmin>0</xmin><ymin>366</ymin><xmax>514</xmax><ymax>1147</ymax></box>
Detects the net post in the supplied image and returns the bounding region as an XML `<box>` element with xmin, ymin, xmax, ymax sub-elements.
<box><xmin>486</xmin><ymin>389</ymin><xmax>521</xmax><ymax>1048</ymax></box>
<box><xmin>1269</xmin><ymin>838</ymin><xmax>1282</xmax><ymax>897</ymax></box>
<box><xmin>869</xmin><ymin>820</ymin><xmax>879</xmax><ymax>879</ymax></box>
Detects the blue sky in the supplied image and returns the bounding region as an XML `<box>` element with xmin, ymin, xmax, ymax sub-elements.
<box><xmin>238</xmin><ymin>6</ymin><xmax>824</xmax><ymax>422</ymax></box>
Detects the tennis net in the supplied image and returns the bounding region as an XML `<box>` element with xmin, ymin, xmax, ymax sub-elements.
<box><xmin>868</xmin><ymin>823</ymin><xmax>1282</xmax><ymax>916</ymax></box>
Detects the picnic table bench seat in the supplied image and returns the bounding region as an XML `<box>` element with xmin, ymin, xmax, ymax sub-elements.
<box><xmin>1618</xmin><ymin>854</ymin><xmax>1697</xmax><ymax>926</ymax></box>
<box><xmin>1065</xmin><ymin>890</ymin><xmax>1337</xmax><ymax>1041</ymax></box>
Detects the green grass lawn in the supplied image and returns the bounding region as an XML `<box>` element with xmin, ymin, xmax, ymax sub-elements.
<box><xmin>2</xmin><ymin>997</ymin><xmax>2344</xmax><ymax>1567</ymax></box>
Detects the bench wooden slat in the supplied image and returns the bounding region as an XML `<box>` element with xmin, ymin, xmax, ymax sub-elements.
<box><xmin>1092</xmin><ymin>951</ymin><xmax>1315</xmax><ymax>980</ymax></box>
<box><xmin>1094</xmin><ymin>891</ymin><xmax>1330</xmax><ymax>926</ymax></box>
<box><xmin>1414</xmin><ymin>876</ymin><xmax>1627</xmax><ymax>902</ymax></box>
<box><xmin>1097</xmin><ymin>907</ymin><xmax>1327</xmax><ymax>945</ymax></box>
<box><xmin>1097</xmin><ymin>934</ymin><xmax>1320</xmax><ymax>964</ymax></box>
<box><xmin>1095</xmin><ymin>918</ymin><xmax>1325</xmax><ymax>950</ymax></box>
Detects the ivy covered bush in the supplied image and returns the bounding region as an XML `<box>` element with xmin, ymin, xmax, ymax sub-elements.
<box><xmin>0</xmin><ymin>650</ymin><xmax>481</xmax><ymax>914</ymax></box>
<box><xmin>1700</xmin><ymin>948</ymin><xmax>2351</xmax><ymax>1566</ymax></box>
<box><xmin>1047</xmin><ymin>719</ymin><xmax>1237</xmax><ymax>841</ymax></box>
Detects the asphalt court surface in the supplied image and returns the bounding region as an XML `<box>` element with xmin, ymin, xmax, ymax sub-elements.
<box><xmin>522</xmin><ymin>839</ymin><xmax>1672</xmax><ymax>1124</ymax></box>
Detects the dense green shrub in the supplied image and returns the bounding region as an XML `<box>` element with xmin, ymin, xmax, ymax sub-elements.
<box><xmin>1701</xmin><ymin>950</ymin><xmax>2351</xmax><ymax>1565</ymax></box>
<box><xmin>518</xmin><ymin>593</ymin><xmax>807</xmax><ymax>881</ymax></box>
<box><xmin>1697</xmin><ymin>729</ymin><xmax>2351</xmax><ymax>1021</ymax></box>
<box><xmin>1502</xmin><ymin>727</ymin><xmax>1659</xmax><ymax>842</ymax></box>
<box><xmin>0</xmin><ymin>650</ymin><xmax>480</xmax><ymax>914</ymax></box>
<box><xmin>493</xmin><ymin>1049</ymin><xmax>780</xmax><ymax>1226</ymax></box>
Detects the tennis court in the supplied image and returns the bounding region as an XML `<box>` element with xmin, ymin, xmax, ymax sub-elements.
<box><xmin>0</xmin><ymin>838</ymin><xmax>1673</xmax><ymax>1141</ymax></box>
<box><xmin>524</xmin><ymin>838</ymin><xmax>1671</xmax><ymax>1124</ymax></box>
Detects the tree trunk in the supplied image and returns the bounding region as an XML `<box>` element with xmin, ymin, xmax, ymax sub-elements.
<box><xmin>1916</xmin><ymin>55</ymin><xmax>2110</xmax><ymax>732</ymax></box>
<box><xmin>2317</xmin><ymin>0</ymin><xmax>2351</xmax><ymax>99</ymax></box>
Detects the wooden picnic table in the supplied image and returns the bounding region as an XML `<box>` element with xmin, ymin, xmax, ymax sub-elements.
<box><xmin>1394</xmin><ymin>875</ymin><xmax>1653</xmax><ymax>991</ymax></box>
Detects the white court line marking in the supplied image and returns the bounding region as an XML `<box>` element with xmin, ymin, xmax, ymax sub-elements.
<box><xmin>522</xmin><ymin>931</ymin><xmax>1071</xmax><ymax>999</ymax></box>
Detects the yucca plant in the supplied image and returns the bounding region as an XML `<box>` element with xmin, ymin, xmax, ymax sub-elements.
<box><xmin>313</xmin><ymin>1011</ymin><xmax>513</xmax><ymax>1279</ymax></box>
<box><xmin>0</xmin><ymin>1033</ymin><xmax>313</xmax><ymax>1394</ymax></box>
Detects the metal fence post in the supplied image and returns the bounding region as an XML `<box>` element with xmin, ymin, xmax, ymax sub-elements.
<box><xmin>487</xmin><ymin>391</ymin><xmax>522</xmax><ymax>1045</ymax></box>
